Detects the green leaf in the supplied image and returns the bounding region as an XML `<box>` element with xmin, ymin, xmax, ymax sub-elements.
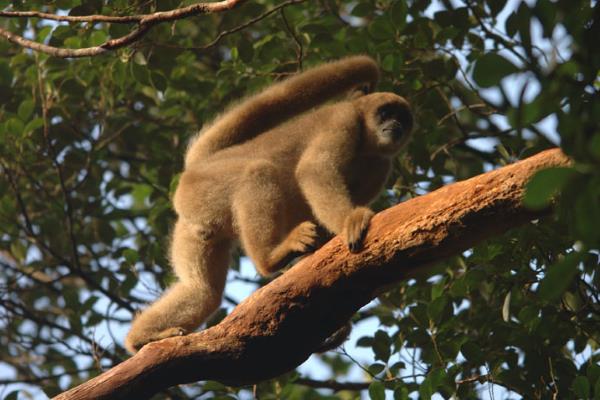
<box><xmin>369</xmin><ymin>17</ymin><xmax>395</xmax><ymax>40</ymax></box>
<box><xmin>0</xmin><ymin>60</ymin><xmax>13</xmax><ymax>86</ymax></box>
<box><xmin>57</xmin><ymin>0</ymin><xmax>80</xmax><ymax>8</ymax></box>
<box><xmin>589</xmin><ymin>133</ymin><xmax>600</xmax><ymax>159</ymax></box>
<box><xmin>356</xmin><ymin>336</ymin><xmax>373</xmax><ymax>347</ymax></box>
<box><xmin>588</xmin><ymin>363</ymin><xmax>600</xmax><ymax>386</ymax></box>
<box><xmin>368</xmin><ymin>362</ymin><xmax>386</xmax><ymax>375</ymax></box>
<box><xmin>427</xmin><ymin>368</ymin><xmax>447</xmax><ymax>390</ymax></box>
<box><xmin>6</xmin><ymin>118</ymin><xmax>25</xmax><ymax>136</ymax></box>
<box><xmin>382</xmin><ymin>54</ymin><xmax>395</xmax><ymax>72</ymax></box>
<box><xmin>237</xmin><ymin>38</ymin><xmax>254</xmax><ymax>63</ymax></box>
<box><xmin>390</xmin><ymin>1</ymin><xmax>407</xmax><ymax>29</ymax></box>
<box><xmin>64</xmin><ymin>36</ymin><xmax>81</xmax><ymax>49</ymax></box>
<box><xmin>80</xmin><ymin>295</ymin><xmax>99</xmax><ymax>313</ymax></box>
<box><xmin>538</xmin><ymin>252</ymin><xmax>583</xmax><ymax>302</ymax></box>
<box><xmin>123</xmin><ymin>249</ymin><xmax>139</xmax><ymax>264</ymax></box>
<box><xmin>4</xmin><ymin>391</ymin><xmax>19</xmax><ymax>400</ymax></box>
<box><xmin>461</xmin><ymin>341</ymin><xmax>484</xmax><ymax>364</ymax></box>
<box><xmin>131</xmin><ymin>62</ymin><xmax>150</xmax><ymax>85</ymax></box>
<box><xmin>431</xmin><ymin>279</ymin><xmax>445</xmax><ymax>300</ymax></box>
<box><xmin>373</xmin><ymin>330</ymin><xmax>391</xmax><ymax>362</ymax></box>
<box><xmin>37</xmin><ymin>26</ymin><xmax>53</xmax><ymax>42</ymax></box>
<box><xmin>422</xmin><ymin>58</ymin><xmax>446</xmax><ymax>78</ymax></box>
<box><xmin>427</xmin><ymin>296</ymin><xmax>447</xmax><ymax>323</ymax></box>
<box><xmin>434</xmin><ymin>10</ymin><xmax>453</xmax><ymax>27</ymax></box>
<box><xmin>393</xmin><ymin>385</ymin><xmax>409</xmax><ymax>400</ymax></box>
<box><xmin>203</xmin><ymin>381</ymin><xmax>227</xmax><ymax>391</ymax></box>
<box><xmin>518</xmin><ymin>305</ymin><xmax>539</xmax><ymax>326</ymax></box>
<box><xmin>24</xmin><ymin>118</ymin><xmax>44</xmax><ymax>134</ymax></box>
<box><xmin>368</xmin><ymin>381</ymin><xmax>385</xmax><ymax>400</ymax></box>
<box><xmin>89</xmin><ymin>30</ymin><xmax>108</xmax><ymax>46</ymax></box>
<box><xmin>151</xmin><ymin>72</ymin><xmax>167</xmax><ymax>92</ymax></box>
<box><xmin>352</xmin><ymin>3</ymin><xmax>373</xmax><ymax>17</ymax></box>
<box><xmin>18</xmin><ymin>99</ymin><xmax>34</xmax><ymax>120</ymax></box>
<box><xmin>523</xmin><ymin>167</ymin><xmax>575</xmax><ymax>210</ymax></box>
<box><xmin>418</xmin><ymin>376</ymin><xmax>433</xmax><ymax>399</ymax></box>
<box><xmin>449</xmin><ymin>278</ymin><xmax>467</xmax><ymax>297</ymax></box>
<box><xmin>572</xmin><ymin>376</ymin><xmax>590</xmax><ymax>399</ymax></box>
<box><xmin>10</xmin><ymin>241</ymin><xmax>26</xmax><ymax>261</ymax></box>
<box><xmin>472</xmin><ymin>53</ymin><xmax>519</xmax><ymax>88</ymax></box>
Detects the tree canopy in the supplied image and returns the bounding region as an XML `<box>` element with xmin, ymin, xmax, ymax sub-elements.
<box><xmin>0</xmin><ymin>1</ymin><xmax>598</xmax><ymax>399</ymax></box>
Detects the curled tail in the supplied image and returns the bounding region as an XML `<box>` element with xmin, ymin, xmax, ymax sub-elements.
<box><xmin>185</xmin><ymin>55</ymin><xmax>380</xmax><ymax>167</ymax></box>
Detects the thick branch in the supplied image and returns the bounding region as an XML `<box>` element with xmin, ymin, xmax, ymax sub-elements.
<box><xmin>54</xmin><ymin>148</ymin><xmax>569</xmax><ymax>400</ymax></box>
<box><xmin>0</xmin><ymin>0</ymin><xmax>248</xmax><ymax>58</ymax></box>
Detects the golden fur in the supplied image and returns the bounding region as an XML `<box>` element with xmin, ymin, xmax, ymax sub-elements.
<box><xmin>125</xmin><ymin>56</ymin><xmax>413</xmax><ymax>353</ymax></box>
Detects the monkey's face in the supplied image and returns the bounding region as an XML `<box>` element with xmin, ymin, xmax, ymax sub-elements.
<box><xmin>357</xmin><ymin>93</ymin><xmax>413</xmax><ymax>155</ymax></box>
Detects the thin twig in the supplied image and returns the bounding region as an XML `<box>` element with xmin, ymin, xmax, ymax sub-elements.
<box><xmin>295</xmin><ymin>377</ymin><xmax>371</xmax><ymax>392</ymax></box>
<box><xmin>280</xmin><ymin>7</ymin><xmax>304</xmax><ymax>70</ymax></box>
<box><xmin>0</xmin><ymin>0</ymin><xmax>248</xmax><ymax>58</ymax></box>
<box><xmin>0</xmin><ymin>0</ymin><xmax>243</xmax><ymax>23</ymax></box>
<box><xmin>192</xmin><ymin>0</ymin><xmax>306</xmax><ymax>50</ymax></box>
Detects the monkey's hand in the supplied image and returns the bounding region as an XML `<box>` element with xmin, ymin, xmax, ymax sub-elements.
<box><xmin>286</xmin><ymin>221</ymin><xmax>321</xmax><ymax>254</ymax></box>
<box><xmin>342</xmin><ymin>207</ymin><xmax>374</xmax><ymax>253</ymax></box>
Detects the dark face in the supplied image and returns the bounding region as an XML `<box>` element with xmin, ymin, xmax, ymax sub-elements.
<box><xmin>353</xmin><ymin>92</ymin><xmax>414</xmax><ymax>155</ymax></box>
<box><xmin>373</xmin><ymin>101</ymin><xmax>413</xmax><ymax>153</ymax></box>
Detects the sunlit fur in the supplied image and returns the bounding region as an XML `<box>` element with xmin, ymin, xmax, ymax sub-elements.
<box><xmin>124</xmin><ymin>56</ymin><xmax>413</xmax><ymax>353</ymax></box>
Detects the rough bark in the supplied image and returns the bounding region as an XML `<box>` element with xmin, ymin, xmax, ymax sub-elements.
<box><xmin>54</xmin><ymin>148</ymin><xmax>569</xmax><ymax>400</ymax></box>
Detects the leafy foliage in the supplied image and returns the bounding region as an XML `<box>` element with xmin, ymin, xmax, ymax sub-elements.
<box><xmin>0</xmin><ymin>0</ymin><xmax>598</xmax><ymax>399</ymax></box>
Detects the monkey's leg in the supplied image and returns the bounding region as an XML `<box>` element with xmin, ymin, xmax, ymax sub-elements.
<box><xmin>233</xmin><ymin>161</ymin><xmax>319</xmax><ymax>276</ymax></box>
<box><xmin>124</xmin><ymin>220</ymin><xmax>230</xmax><ymax>353</ymax></box>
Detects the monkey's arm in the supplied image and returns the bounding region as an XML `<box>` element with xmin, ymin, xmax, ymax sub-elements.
<box><xmin>350</xmin><ymin>156</ymin><xmax>392</xmax><ymax>205</ymax></box>
<box><xmin>185</xmin><ymin>56</ymin><xmax>380</xmax><ymax>166</ymax></box>
<box><xmin>296</xmin><ymin>122</ymin><xmax>373</xmax><ymax>250</ymax></box>
<box><xmin>297</xmin><ymin>157</ymin><xmax>357</xmax><ymax>234</ymax></box>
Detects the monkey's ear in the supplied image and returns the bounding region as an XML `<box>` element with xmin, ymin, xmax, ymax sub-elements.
<box><xmin>347</xmin><ymin>84</ymin><xmax>373</xmax><ymax>99</ymax></box>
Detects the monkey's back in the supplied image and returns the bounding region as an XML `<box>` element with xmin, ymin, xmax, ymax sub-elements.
<box><xmin>174</xmin><ymin>102</ymin><xmax>361</xmax><ymax>238</ymax></box>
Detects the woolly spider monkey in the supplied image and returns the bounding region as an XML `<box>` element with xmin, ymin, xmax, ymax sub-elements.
<box><xmin>125</xmin><ymin>56</ymin><xmax>413</xmax><ymax>353</ymax></box>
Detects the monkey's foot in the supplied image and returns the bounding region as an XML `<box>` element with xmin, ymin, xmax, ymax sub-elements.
<box><xmin>154</xmin><ymin>327</ymin><xmax>188</xmax><ymax>340</ymax></box>
<box><xmin>125</xmin><ymin>327</ymin><xmax>188</xmax><ymax>353</ymax></box>
<box><xmin>342</xmin><ymin>207</ymin><xmax>374</xmax><ymax>252</ymax></box>
<box><xmin>261</xmin><ymin>222</ymin><xmax>323</xmax><ymax>273</ymax></box>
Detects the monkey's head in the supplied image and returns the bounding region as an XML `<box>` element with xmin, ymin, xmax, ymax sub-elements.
<box><xmin>355</xmin><ymin>92</ymin><xmax>413</xmax><ymax>155</ymax></box>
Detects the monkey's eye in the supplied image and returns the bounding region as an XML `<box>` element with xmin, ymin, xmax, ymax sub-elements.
<box><xmin>378</xmin><ymin>108</ymin><xmax>392</xmax><ymax>120</ymax></box>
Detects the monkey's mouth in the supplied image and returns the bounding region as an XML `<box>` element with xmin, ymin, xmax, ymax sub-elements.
<box><xmin>382</xmin><ymin>126</ymin><xmax>404</xmax><ymax>141</ymax></box>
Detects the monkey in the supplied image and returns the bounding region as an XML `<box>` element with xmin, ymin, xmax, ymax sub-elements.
<box><xmin>124</xmin><ymin>55</ymin><xmax>413</xmax><ymax>354</ymax></box>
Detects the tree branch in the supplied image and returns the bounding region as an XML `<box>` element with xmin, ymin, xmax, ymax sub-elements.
<box><xmin>294</xmin><ymin>376</ymin><xmax>391</xmax><ymax>391</ymax></box>
<box><xmin>0</xmin><ymin>10</ymin><xmax>140</xmax><ymax>23</ymax></box>
<box><xmin>0</xmin><ymin>0</ymin><xmax>248</xmax><ymax>58</ymax></box>
<box><xmin>54</xmin><ymin>148</ymin><xmax>569</xmax><ymax>400</ymax></box>
<box><xmin>197</xmin><ymin>0</ymin><xmax>305</xmax><ymax>50</ymax></box>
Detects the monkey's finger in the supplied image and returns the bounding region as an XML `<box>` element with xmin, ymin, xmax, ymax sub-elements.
<box><xmin>348</xmin><ymin>235</ymin><xmax>365</xmax><ymax>253</ymax></box>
